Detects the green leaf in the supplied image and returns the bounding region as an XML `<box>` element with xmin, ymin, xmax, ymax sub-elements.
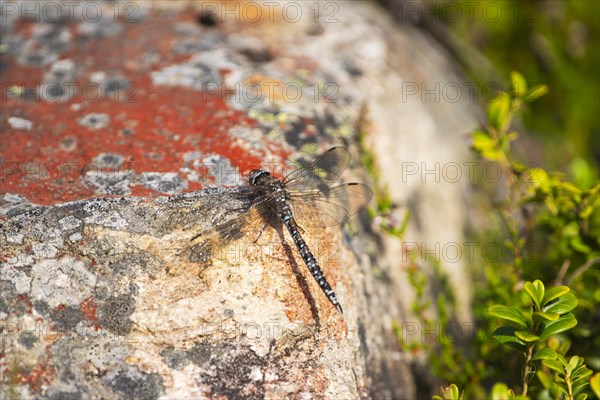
<box><xmin>523</xmin><ymin>84</ymin><xmax>549</xmax><ymax>102</ymax></box>
<box><xmin>490</xmin><ymin>382</ymin><xmax>515</xmax><ymax>399</ymax></box>
<box><xmin>489</xmin><ymin>305</ymin><xmax>529</xmax><ymax>328</ymax></box>
<box><xmin>511</xmin><ymin>160</ymin><xmax>527</xmax><ymax>174</ymax></box>
<box><xmin>542</xmin><ymin>286</ymin><xmax>570</xmax><ymax>306</ymax></box>
<box><xmin>533</xmin><ymin>311</ymin><xmax>560</xmax><ymax>324</ymax></box>
<box><xmin>574</xmin><ymin>382</ymin><xmax>590</xmax><ymax>395</ymax></box>
<box><xmin>511</xmin><ymin>71</ymin><xmax>528</xmax><ymax>98</ymax></box>
<box><xmin>528</xmin><ymin>167</ymin><xmax>550</xmax><ymax>190</ymax></box>
<box><xmin>499</xmin><ymin>131</ymin><xmax>519</xmax><ymax>152</ymax></box>
<box><xmin>572</xmin><ymin>366</ymin><xmax>593</xmax><ymax>381</ymax></box>
<box><xmin>472</xmin><ymin>130</ymin><xmax>503</xmax><ymax>161</ymax></box>
<box><xmin>590</xmin><ymin>372</ymin><xmax>600</xmax><ymax>398</ymax></box>
<box><xmin>540</xmin><ymin>313</ymin><xmax>578</xmax><ymax>340</ymax></box>
<box><xmin>515</xmin><ymin>330</ymin><xmax>540</xmax><ymax>343</ymax></box>
<box><xmin>543</xmin><ymin>358</ymin><xmax>565</xmax><ymax>374</ymax></box>
<box><xmin>505</xmin><ymin>131</ymin><xmax>519</xmax><ymax>142</ymax></box>
<box><xmin>487</xmin><ymin>92</ymin><xmax>512</xmax><ymax>132</ymax></box>
<box><xmin>580</xmin><ymin>203</ymin><xmax>595</xmax><ymax>219</ymax></box>
<box><xmin>574</xmin><ymin>393</ymin><xmax>588</xmax><ymax>400</ymax></box>
<box><xmin>536</xmin><ymin>369</ymin><xmax>552</xmax><ymax>389</ymax></box>
<box><xmin>491</xmin><ymin>326</ymin><xmax>527</xmax><ymax>352</ymax></box>
<box><xmin>554</xmin><ymin>380</ymin><xmax>568</xmax><ymax>392</ymax></box>
<box><xmin>532</xmin><ymin>347</ymin><xmax>558</xmax><ymax>361</ymax></box>
<box><xmin>436</xmin><ymin>384</ymin><xmax>461</xmax><ymax>400</ymax></box>
<box><xmin>563</xmin><ymin>221</ymin><xmax>580</xmax><ymax>237</ymax></box>
<box><xmin>556</xmin><ymin>352</ymin><xmax>568</xmax><ymax>366</ymax></box>
<box><xmin>574</xmin><ymin>379</ymin><xmax>590</xmax><ymax>395</ymax></box>
<box><xmin>574</xmin><ymin>387</ymin><xmax>590</xmax><ymax>398</ymax></box>
<box><xmin>544</xmin><ymin>293</ymin><xmax>579</xmax><ymax>315</ymax></box>
<box><xmin>524</xmin><ymin>280</ymin><xmax>545</xmax><ymax>309</ymax></box>
<box><xmin>571</xmin><ymin>236</ymin><xmax>592</xmax><ymax>253</ymax></box>
<box><xmin>472</xmin><ymin>130</ymin><xmax>495</xmax><ymax>148</ymax></box>
<box><xmin>567</xmin><ymin>356</ymin><xmax>580</xmax><ymax>374</ymax></box>
<box><xmin>561</xmin><ymin>181</ymin><xmax>582</xmax><ymax>194</ymax></box>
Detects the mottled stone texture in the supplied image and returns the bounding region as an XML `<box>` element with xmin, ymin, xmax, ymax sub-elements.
<box><xmin>1</xmin><ymin>0</ymin><xmax>478</xmax><ymax>399</ymax></box>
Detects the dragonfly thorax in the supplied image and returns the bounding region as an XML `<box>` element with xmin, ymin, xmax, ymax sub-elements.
<box><xmin>249</xmin><ymin>169</ymin><xmax>273</xmax><ymax>186</ymax></box>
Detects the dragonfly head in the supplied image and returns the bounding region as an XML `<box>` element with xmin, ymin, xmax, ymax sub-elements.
<box><xmin>249</xmin><ymin>169</ymin><xmax>270</xmax><ymax>186</ymax></box>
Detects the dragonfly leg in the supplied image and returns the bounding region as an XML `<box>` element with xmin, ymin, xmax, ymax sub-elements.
<box><xmin>190</xmin><ymin>231</ymin><xmax>202</xmax><ymax>241</ymax></box>
<box><xmin>253</xmin><ymin>221</ymin><xmax>269</xmax><ymax>243</ymax></box>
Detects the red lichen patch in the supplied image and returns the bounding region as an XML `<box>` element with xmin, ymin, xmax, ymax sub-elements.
<box><xmin>80</xmin><ymin>296</ymin><xmax>101</xmax><ymax>330</ymax></box>
<box><xmin>18</xmin><ymin>360</ymin><xmax>56</xmax><ymax>393</ymax></box>
<box><xmin>2</xmin><ymin>82</ymin><xmax>260</xmax><ymax>205</ymax></box>
<box><xmin>1</xmin><ymin>7</ymin><xmax>279</xmax><ymax>206</ymax></box>
<box><xmin>80</xmin><ymin>297</ymin><xmax>97</xmax><ymax>321</ymax></box>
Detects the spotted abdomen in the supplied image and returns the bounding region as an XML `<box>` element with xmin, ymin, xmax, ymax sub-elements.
<box><xmin>278</xmin><ymin>199</ymin><xmax>343</xmax><ymax>314</ymax></box>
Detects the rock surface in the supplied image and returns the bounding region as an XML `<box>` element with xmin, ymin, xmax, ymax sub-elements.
<box><xmin>1</xmin><ymin>1</ymin><xmax>478</xmax><ymax>398</ymax></box>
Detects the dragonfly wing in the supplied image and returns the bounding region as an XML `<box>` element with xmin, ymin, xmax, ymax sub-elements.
<box><xmin>153</xmin><ymin>186</ymin><xmax>258</xmax><ymax>234</ymax></box>
<box><xmin>283</xmin><ymin>147</ymin><xmax>352</xmax><ymax>192</ymax></box>
<box><xmin>288</xmin><ymin>183</ymin><xmax>373</xmax><ymax>228</ymax></box>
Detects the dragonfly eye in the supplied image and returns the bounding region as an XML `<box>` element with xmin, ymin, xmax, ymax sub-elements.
<box><xmin>249</xmin><ymin>169</ymin><xmax>270</xmax><ymax>186</ymax></box>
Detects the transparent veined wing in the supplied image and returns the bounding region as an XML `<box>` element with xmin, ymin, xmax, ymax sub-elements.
<box><xmin>154</xmin><ymin>186</ymin><xmax>279</xmax><ymax>263</ymax></box>
<box><xmin>287</xmin><ymin>182</ymin><xmax>373</xmax><ymax>228</ymax></box>
<box><xmin>283</xmin><ymin>147</ymin><xmax>352</xmax><ymax>192</ymax></box>
<box><xmin>153</xmin><ymin>186</ymin><xmax>261</xmax><ymax>236</ymax></box>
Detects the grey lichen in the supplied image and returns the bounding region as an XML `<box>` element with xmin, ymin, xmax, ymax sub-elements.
<box><xmin>98</xmin><ymin>294</ymin><xmax>136</xmax><ymax>336</ymax></box>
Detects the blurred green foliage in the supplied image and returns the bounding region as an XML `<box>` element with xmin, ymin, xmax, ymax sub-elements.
<box><xmin>465</xmin><ymin>73</ymin><xmax>597</xmax><ymax>398</ymax></box>
<box><xmin>377</xmin><ymin>2</ymin><xmax>599</xmax><ymax>397</ymax></box>
<box><xmin>392</xmin><ymin>71</ymin><xmax>599</xmax><ymax>399</ymax></box>
<box><xmin>445</xmin><ymin>0</ymin><xmax>599</xmax><ymax>189</ymax></box>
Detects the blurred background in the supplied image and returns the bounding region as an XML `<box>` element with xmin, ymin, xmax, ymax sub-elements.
<box><xmin>382</xmin><ymin>0</ymin><xmax>599</xmax><ymax>187</ymax></box>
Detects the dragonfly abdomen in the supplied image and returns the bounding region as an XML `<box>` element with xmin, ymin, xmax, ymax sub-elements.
<box><xmin>277</xmin><ymin>198</ymin><xmax>344</xmax><ymax>314</ymax></box>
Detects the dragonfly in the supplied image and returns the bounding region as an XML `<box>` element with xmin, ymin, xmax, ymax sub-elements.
<box><xmin>162</xmin><ymin>146</ymin><xmax>372</xmax><ymax>314</ymax></box>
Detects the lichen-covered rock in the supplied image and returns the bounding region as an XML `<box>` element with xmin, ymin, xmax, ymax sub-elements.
<box><xmin>1</xmin><ymin>188</ymin><xmax>372</xmax><ymax>398</ymax></box>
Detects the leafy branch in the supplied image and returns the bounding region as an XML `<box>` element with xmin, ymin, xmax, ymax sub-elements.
<box><xmin>440</xmin><ymin>72</ymin><xmax>598</xmax><ymax>399</ymax></box>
